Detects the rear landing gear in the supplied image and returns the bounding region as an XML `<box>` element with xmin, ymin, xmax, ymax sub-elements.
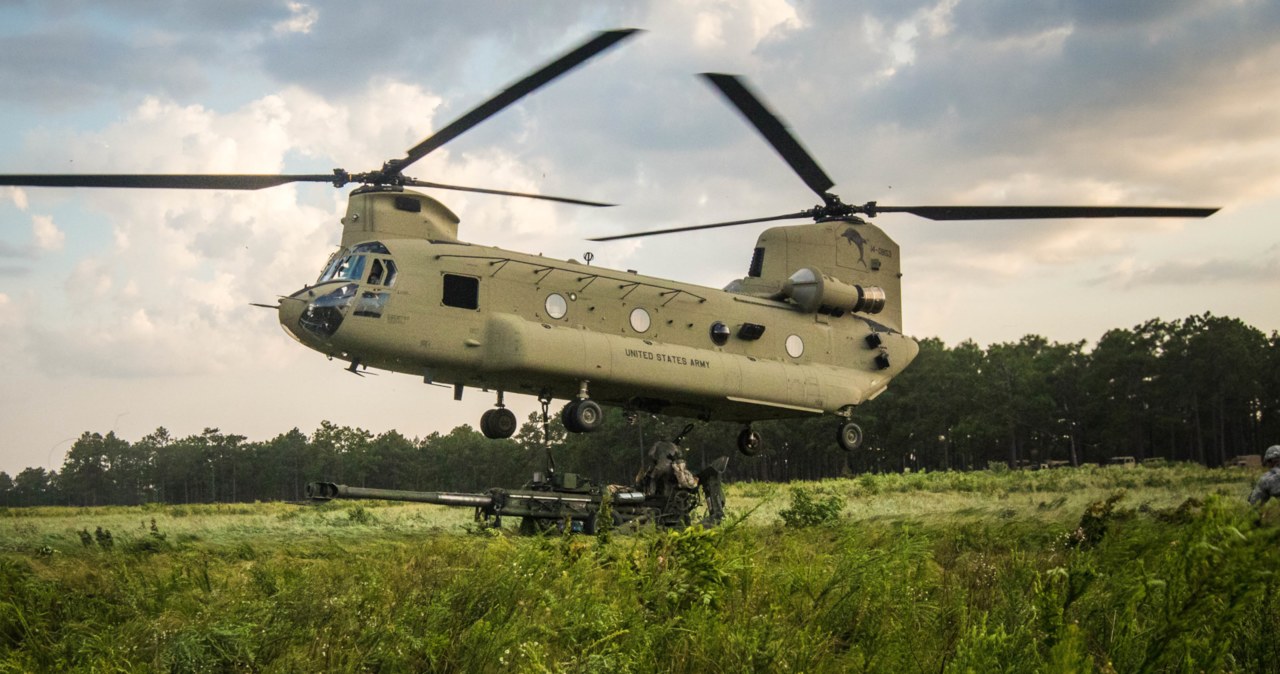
<box><xmin>837</xmin><ymin>421</ymin><xmax>864</xmax><ymax>452</ymax></box>
<box><xmin>480</xmin><ymin>391</ymin><xmax>518</xmax><ymax>439</ymax></box>
<box><xmin>737</xmin><ymin>427</ymin><xmax>763</xmax><ymax>456</ymax></box>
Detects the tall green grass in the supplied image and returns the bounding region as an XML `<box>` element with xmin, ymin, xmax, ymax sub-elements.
<box><xmin>1</xmin><ymin>465</ymin><xmax>1275</xmax><ymax>672</ymax></box>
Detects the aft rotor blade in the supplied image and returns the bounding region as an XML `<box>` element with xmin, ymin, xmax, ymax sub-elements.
<box><xmin>393</xmin><ymin>29</ymin><xmax>640</xmax><ymax>174</ymax></box>
<box><xmin>873</xmin><ymin>205</ymin><xmax>1220</xmax><ymax>220</ymax></box>
<box><xmin>589</xmin><ymin>210</ymin><xmax>812</xmax><ymax>242</ymax></box>
<box><xmin>0</xmin><ymin>173</ymin><xmax>338</xmax><ymax>190</ymax></box>
<box><xmin>402</xmin><ymin>179</ymin><xmax>615</xmax><ymax>207</ymax></box>
<box><xmin>700</xmin><ymin>73</ymin><xmax>835</xmax><ymax>198</ymax></box>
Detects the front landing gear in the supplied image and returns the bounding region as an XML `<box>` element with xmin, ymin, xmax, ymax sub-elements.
<box><xmin>560</xmin><ymin>380</ymin><xmax>603</xmax><ymax>434</ymax></box>
<box><xmin>480</xmin><ymin>391</ymin><xmax>518</xmax><ymax>439</ymax></box>
<box><xmin>561</xmin><ymin>399</ymin><xmax>604</xmax><ymax>433</ymax></box>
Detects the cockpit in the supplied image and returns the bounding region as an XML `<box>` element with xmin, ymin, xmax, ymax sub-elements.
<box><xmin>316</xmin><ymin>241</ymin><xmax>398</xmax><ymax>286</ymax></box>
<box><xmin>295</xmin><ymin>241</ymin><xmax>399</xmax><ymax>339</ymax></box>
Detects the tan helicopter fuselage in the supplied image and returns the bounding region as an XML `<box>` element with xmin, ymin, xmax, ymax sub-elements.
<box><xmin>278</xmin><ymin>188</ymin><xmax>918</xmax><ymax>423</ymax></box>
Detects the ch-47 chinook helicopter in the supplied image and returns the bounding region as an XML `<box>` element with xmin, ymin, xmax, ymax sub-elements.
<box><xmin>1</xmin><ymin>29</ymin><xmax>1217</xmax><ymax>456</ymax></box>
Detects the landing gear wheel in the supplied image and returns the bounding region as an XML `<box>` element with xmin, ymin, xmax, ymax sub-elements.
<box><xmin>560</xmin><ymin>400</ymin><xmax>582</xmax><ymax>433</ymax></box>
<box><xmin>737</xmin><ymin>428</ymin><xmax>763</xmax><ymax>456</ymax></box>
<box><xmin>568</xmin><ymin>399</ymin><xmax>603</xmax><ymax>433</ymax></box>
<box><xmin>573</xmin><ymin>401</ymin><xmax>601</xmax><ymax>432</ymax></box>
<box><xmin>480</xmin><ymin>407</ymin><xmax>518</xmax><ymax>439</ymax></box>
<box><xmin>837</xmin><ymin>421</ymin><xmax>864</xmax><ymax>452</ymax></box>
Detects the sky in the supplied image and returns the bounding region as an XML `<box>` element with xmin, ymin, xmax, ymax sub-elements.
<box><xmin>1</xmin><ymin>0</ymin><xmax>1277</xmax><ymax>475</ymax></box>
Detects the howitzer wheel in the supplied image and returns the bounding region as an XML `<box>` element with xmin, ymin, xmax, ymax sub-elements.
<box><xmin>661</xmin><ymin>490</ymin><xmax>699</xmax><ymax>528</ymax></box>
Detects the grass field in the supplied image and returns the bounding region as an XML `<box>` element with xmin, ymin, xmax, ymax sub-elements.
<box><xmin>2</xmin><ymin>464</ymin><xmax>1277</xmax><ymax>672</ymax></box>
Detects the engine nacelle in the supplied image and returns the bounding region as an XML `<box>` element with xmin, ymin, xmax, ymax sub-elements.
<box><xmin>783</xmin><ymin>267</ymin><xmax>886</xmax><ymax>315</ymax></box>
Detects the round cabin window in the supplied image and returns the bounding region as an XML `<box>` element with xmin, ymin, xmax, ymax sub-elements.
<box><xmin>629</xmin><ymin>307</ymin><xmax>651</xmax><ymax>333</ymax></box>
<box><xmin>709</xmin><ymin>321</ymin><xmax>731</xmax><ymax>346</ymax></box>
<box><xmin>545</xmin><ymin>293</ymin><xmax>568</xmax><ymax>320</ymax></box>
<box><xmin>785</xmin><ymin>334</ymin><xmax>804</xmax><ymax>358</ymax></box>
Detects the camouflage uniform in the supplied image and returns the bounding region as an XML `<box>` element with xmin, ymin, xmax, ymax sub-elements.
<box><xmin>1249</xmin><ymin>445</ymin><xmax>1280</xmax><ymax>506</ymax></box>
<box><xmin>639</xmin><ymin>441</ymin><xmax>698</xmax><ymax>494</ymax></box>
<box><xmin>1250</xmin><ymin>466</ymin><xmax>1280</xmax><ymax>506</ymax></box>
<box><xmin>636</xmin><ymin>441</ymin><xmax>728</xmax><ymax>526</ymax></box>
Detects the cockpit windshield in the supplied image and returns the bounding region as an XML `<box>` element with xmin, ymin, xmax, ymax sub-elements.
<box><xmin>315</xmin><ymin>242</ymin><xmax>395</xmax><ymax>285</ymax></box>
<box><xmin>328</xmin><ymin>254</ymin><xmax>367</xmax><ymax>283</ymax></box>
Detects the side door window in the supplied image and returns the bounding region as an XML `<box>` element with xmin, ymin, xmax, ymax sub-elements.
<box><xmin>442</xmin><ymin>274</ymin><xmax>479</xmax><ymax>310</ymax></box>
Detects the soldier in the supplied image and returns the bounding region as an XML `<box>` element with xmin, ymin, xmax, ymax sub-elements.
<box><xmin>1248</xmin><ymin>445</ymin><xmax>1280</xmax><ymax>506</ymax></box>
<box><xmin>638</xmin><ymin>441</ymin><xmax>699</xmax><ymax>493</ymax></box>
<box><xmin>635</xmin><ymin>441</ymin><xmax>728</xmax><ymax>526</ymax></box>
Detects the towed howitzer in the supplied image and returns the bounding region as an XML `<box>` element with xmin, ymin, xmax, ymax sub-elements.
<box><xmin>307</xmin><ymin>452</ymin><xmax>727</xmax><ymax>534</ymax></box>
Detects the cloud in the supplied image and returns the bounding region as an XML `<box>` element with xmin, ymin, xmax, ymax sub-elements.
<box><xmin>1092</xmin><ymin>247</ymin><xmax>1280</xmax><ymax>288</ymax></box>
<box><xmin>0</xmin><ymin>30</ymin><xmax>210</xmax><ymax>108</ymax></box>
<box><xmin>0</xmin><ymin>241</ymin><xmax>25</xmax><ymax>259</ymax></box>
<box><xmin>0</xmin><ymin>3</ymin><xmax>302</xmax><ymax>108</ymax></box>
<box><xmin>7</xmin><ymin>71</ymin><xmax>622</xmax><ymax>377</ymax></box>
<box><xmin>31</xmin><ymin>215</ymin><xmax>64</xmax><ymax>252</ymax></box>
<box><xmin>5</xmin><ymin>187</ymin><xmax>28</xmax><ymax>211</ymax></box>
<box><xmin>257</xmin><ymin>3</ymin><xmax>581</xmax><ymax>97</ymax></box>
<box><xmin>721</xmin><ymin>0</ymin><xmax>1280</xmax><ymax>207</ymax></box>
<box><xmin>274</xmin><ymin>2</ymin><xmax>318</xmax><ymax>35</ymax></box>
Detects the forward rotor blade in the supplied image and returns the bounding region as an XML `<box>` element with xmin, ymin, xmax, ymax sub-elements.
<box><xmin>402</xmin><ymin>179</ymin><xmax>615</xmax><ymax>207</ymax></box>
<box><xmin>873</xmin><ymin>205</ymin><xmax>1220</xmax><ymax>220</ymax></box>
<box><xmin>700</xmin><ymin>73</ymin><xmax>835</xmax><ymax>198</ymax></box>
<box><xmin>0</xmin><ymin>173</ymin><xmax>338</xmax><ymax>190</ymax></box>
<box><xmin>589</xmin><ymin>210</ymin><xmax>812</xmax><ymax>242</ymax></box>
<box><xmin>393</xmin><ymin>29</ymin><xmax>640</xmax><ymax>175</ymax></box>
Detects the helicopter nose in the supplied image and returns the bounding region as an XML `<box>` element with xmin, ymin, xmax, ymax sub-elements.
<box><xmin>277</xmin><ymin>296</ymin><xmax>308</xmax><ymax>342</ymax></box>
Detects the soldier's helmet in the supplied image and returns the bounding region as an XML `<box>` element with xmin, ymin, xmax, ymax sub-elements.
<box><xmin>1266</xmin><ymin>445</ymin><xmax>1280</xmax><ymax>464</ymax></box>
<box><xmin>648</xmin><ymin>441</ymin><xmax>682</xmax><ymax>462</ymax></box>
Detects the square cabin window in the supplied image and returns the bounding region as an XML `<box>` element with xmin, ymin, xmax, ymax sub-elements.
<box><xmin>442</xmin><ymin>274</ymin><xmax>479</xmax><ymax>310</ymax></box>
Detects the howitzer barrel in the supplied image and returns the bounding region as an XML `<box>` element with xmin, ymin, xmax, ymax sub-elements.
<box><xmin>306</xmin><ymin>482</ymin><xmax>493</xmax><ymax>507</ymax></box>
<box><xmin>308</xmin><ymin>481</ymin><xmax>647</xmax><ymax>519</ymax></box>
<box><xmin>305</xmin><ymin>453</ymin><xmax>728</xmax><ymax>532</ymax></box>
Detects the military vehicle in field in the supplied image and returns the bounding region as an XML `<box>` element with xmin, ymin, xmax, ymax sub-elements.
<box><xmin>307</xmin><ymin>440</ymin><xmax>728</xmax><ymax>534</ymax></box>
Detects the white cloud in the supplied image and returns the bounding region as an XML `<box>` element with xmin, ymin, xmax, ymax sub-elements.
<box><xmin>9</xmin><ymin>74</ymin><xmax>593</xmax><ymax>378</ymax></box>
<box><xmin>31</xmin><ymin>214</ymin><xmax>64</xmax><ymax>252</ymax></box>
<box><xmin>654</xmin><ymin>0</ymin><xmax>800</xmax><ymax>53</ymax></box>
<box><xmin>127</xmin><ymin>308</ymin><xmax>155</xmax><ymax>335</ymax></box>
<box><xmin>274</xmin><ymin>2</ymin><xmax>318</xmax><ymax>35</ymax></box>
<box><xmin>6</xmin><ymin>187</ymin><xmax>28</xmax><ymax>211</ymax></box>
<box><xmin>65</xmin><ymin>258</ymin><xmax>114</xmax><ymax>304</ymax></box>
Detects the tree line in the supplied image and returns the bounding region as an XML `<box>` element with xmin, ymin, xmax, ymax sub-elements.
<box><xmin>3</xmin><ymin>313</ymin><xmax>1276</xmax><ymax>508</ymax></box>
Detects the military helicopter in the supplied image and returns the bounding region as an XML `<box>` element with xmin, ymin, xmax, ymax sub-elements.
<box><xmin>1</xmin><ymin>29</ymin><xmax>1216</xmax><ymax>456</ymax></box>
